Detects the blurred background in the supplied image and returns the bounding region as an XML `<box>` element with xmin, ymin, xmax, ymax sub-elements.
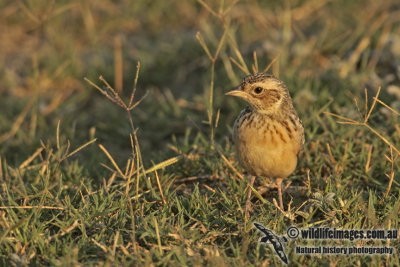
<box><xmin>1</xmin><ymin>0</ymin><xmax>400</xmax><ymax>167</ymax></box>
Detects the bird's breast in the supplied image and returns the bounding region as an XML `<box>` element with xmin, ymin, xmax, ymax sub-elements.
<box><xmin>233</xmin><ymin>110</ymin><xmax>303</xmax><ymax>178</ymax></box>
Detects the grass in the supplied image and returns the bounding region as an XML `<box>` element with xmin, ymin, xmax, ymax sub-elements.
<box><xmin>1</xmin><ymin>0</ymin><xmax>400</xmax><ymax>266</ymax></box>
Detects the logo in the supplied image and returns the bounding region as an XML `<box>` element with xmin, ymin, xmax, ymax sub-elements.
<box><xmin>254</xmin><ymin>224</ymin><xmax>397</xmax><ymax>263</ymax></box>
<box><xmin>254</xmin><ymin>223</ymin><xmax>288</xmax><ymax>264</ymax></box>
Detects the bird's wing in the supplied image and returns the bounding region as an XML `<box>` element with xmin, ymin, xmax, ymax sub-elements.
<box><xmin>254</xmin><ymin>222</ymin><xmax>267</xmax><ymax>232</ymax></box>
<box><xmin>272</xmin><ymin>240</ymin><xmax>288</xmax><ymax>264</ymax></box>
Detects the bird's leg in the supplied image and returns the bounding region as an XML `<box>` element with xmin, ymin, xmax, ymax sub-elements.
<box><xmin>276</xmin><ymin>177</ymin><xmax>284</xmax><ymax>211</ymax></box>
<box><xmin>245</xmin><ymin>175</ymin><xmax>256</xmax><ymax>220</ymax></box>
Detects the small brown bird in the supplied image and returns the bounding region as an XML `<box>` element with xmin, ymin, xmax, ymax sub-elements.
<box><xmin>226</xmin><ymin>73</ymin><xmax>304</xmax><ymax>211</ymax></box>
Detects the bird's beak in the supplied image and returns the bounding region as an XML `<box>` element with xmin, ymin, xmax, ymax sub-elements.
<box><xmin>225</xmin><ymin>87</ymin><xmax>247</xmax><ymax>99</ymax></box>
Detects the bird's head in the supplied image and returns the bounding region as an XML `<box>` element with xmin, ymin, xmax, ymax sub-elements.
<box><xmin>226</xmin><ymin>73</ymin><xmax>291</xmax><ymax>114</ymax></box>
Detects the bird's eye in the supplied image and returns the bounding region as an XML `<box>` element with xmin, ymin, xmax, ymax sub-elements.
<box><xmin>254</xmin><ymin>87</ymin><xmax>263</xmax><ymax>94</ymax></box>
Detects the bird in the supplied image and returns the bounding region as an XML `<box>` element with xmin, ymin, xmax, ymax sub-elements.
<box><xmin>253</xmin><ymin>222</ymin><xmax>288</xmax><ymax>264</ymax></box>
<box><xmin>226</xmin><ymin>73</ymin><xmax>304</xmax><ymax>212</ymax></box>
